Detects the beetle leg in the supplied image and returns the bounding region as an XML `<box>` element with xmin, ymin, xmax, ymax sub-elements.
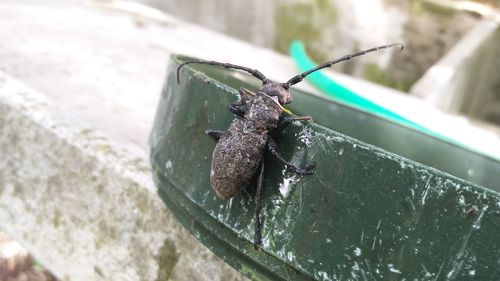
<box><xmin>228</xmin><ymin>104</ymin><xmax>246</xmax><ymax>117</ymax></box>
<box><xmin>205</xmin><ymin>129</ymin><xmax>225</xmax><ymax>141</ymax></box>
<box><xmin>254</xmin><ymin>160</ymin><xmax>265</xmax><ymax>249</ymax></box>
<box><xmin>229</xmin><ymin>88</ymin><xmax>255</xmax><ymax>117</ymax></box>
<box><xmin>239</xmin><ymin>87</ymin><xmax>255</xmax><ymax>101</ymax></box>
<box><xmin>277</xmin><ymin>115</ymin><xmax>313</xmax><ymax>131</ymax></box>
<box><xmin>268</xmin><ymin>138</ymin><xmax>315</xmax><ymax>175</ymax></box>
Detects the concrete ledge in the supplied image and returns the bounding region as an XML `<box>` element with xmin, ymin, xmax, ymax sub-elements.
<box><xmin>0</xmin><ymin>72</ymin><xmax>246</xmax><ymax>280</ymax></box>
<box><xmin>410</xmin><ymin>20</ymin><xmax>499</xmax><ymax>114</ymax></box>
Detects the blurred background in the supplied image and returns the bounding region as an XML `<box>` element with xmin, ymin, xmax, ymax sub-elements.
<box><xmin>137</xmin><ymin>0</ymin><xmax>500</xmax><ymax>122</ymax></box>
<box><xmin>1</xmin><ymin>0</ymin><xmax>500</xmax><ymax>280</ymax></box>
<box><xmin>139</xmin><ymin>0</ymin><xmax>478</xmax><ymax>90</ymax></box>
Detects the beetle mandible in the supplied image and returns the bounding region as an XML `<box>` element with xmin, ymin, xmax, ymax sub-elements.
<box><xmin>177</xmin><ymin>43</ymin><xmax>403</xmax><ymax>248</ymax></box>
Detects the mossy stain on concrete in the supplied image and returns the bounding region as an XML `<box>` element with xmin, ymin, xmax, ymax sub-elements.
<box><xmin>156</xmin><ymin>238</ymin><xmax>180</xmax><ymax>281</ymax></box>
<box><xmin>364</xmin><ymin>63</ymin><xmax>413</xmax><ymax>92</ymax></box>
<box><xmin>275</xmin><ymin>0</ymin><xmax>337</xmax><ymax>63</ymax></box>
<box><xmin>13</xmin><ymin>182</ymin><xmax>25</xmax><ymax>199</ymax></box>
<box><xmin>53</xmin><ymin>209</ymin><xmax>62</xmax><ymax>228</ymax></box>
<box><xmin>413</xmin><ymin>0</ymin><xmax>455</xmax><ymax>17</ymax></box>
<box><xmin>135</xmin><ymin>191</ymin><xmax>150</xmax><ymax>214</ymax></box>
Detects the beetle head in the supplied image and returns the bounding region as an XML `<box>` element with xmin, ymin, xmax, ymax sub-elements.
<box><xmin>260</xmin><ymin>82</ymin><xmax>293</xmax><ymax>105</ymax></box>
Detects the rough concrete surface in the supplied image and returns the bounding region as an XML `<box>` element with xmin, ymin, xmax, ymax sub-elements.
<box><xmin>0</xmin><ymin>72</ymin><xmax>247</xmax><ymax>280</ymax></box>
<box><xmin>0</xmin><ymin>0</ymin><xmax>322</xmax><ymax>149</ymax></box>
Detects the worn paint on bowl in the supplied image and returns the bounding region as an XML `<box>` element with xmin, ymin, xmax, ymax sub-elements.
<box><xmin>150</xmin><ymin>55</ymin><xmax>500</xmax><ymax>281</ymax></box>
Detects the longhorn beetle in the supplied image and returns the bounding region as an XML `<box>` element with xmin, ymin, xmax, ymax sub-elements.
<box><xmin>177</xmin><ymin>43</ymin><xmax>403</xmax><ymax>249</ymax></box>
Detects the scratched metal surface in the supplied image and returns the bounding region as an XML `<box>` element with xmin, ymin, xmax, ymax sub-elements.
<box><xmin>150</xmin><ymin>55</ymin><xmax>500</xmax><ymax>280</ymax></box>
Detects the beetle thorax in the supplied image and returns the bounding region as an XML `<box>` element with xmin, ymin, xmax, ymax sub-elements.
<box><xmin>245</xmin><ymin>92</ymin><xmax>282</xmax><ymax>129</ymax></box>
<box><xmin>260</xmin><ymin>82</ymin><xmax>292</xmax><ymax>104</ymax></box>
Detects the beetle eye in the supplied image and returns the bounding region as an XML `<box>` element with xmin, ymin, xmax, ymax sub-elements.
<box><xmin>280</xmin><ymin>93</ymin><xmax>292</xmax><ymax>105</ymax></box>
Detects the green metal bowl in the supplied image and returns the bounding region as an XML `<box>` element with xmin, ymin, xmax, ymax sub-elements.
<box><xmin>149</xmin><ymin>55</ymin><xmax>500</xmax><ymax>280</ymax></box>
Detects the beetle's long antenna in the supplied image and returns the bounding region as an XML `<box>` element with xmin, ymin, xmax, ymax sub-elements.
<box><xmin>282</xmin><ymin>43</ymin><xmax>404</xmax><ymax>89</ymax></box>
<box><xmin>177</xmin><ymin>59</ymin><xmax>269</xmax><ymax>84</ymax></box>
